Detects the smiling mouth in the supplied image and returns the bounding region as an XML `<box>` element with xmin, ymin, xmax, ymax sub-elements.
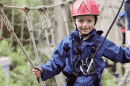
<box><xmin>82</xmin><ymin>28</ymin><xmax>89</xmax><ymax>30</ymax></box>
<box><xmin>82</xmin><ymin>29</ymin><xmax>89</xmax><ymax>31</ymax></box>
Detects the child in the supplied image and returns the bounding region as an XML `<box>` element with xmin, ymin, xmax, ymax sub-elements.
<box><xmin>32</xmin><ymin>0</ymin><xmax>130</xmax><ymax>86</ymax></box>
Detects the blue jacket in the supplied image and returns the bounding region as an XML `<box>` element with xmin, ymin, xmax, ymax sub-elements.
<box><xmin>39</xmin><ymin>29</ymin><xmax>130</xmax><ymax>86</ymax></box>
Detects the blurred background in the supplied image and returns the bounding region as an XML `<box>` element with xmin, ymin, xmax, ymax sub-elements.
<box><xmin>0</xmin><ymin>0</ymin><xmax>129</xmax><ymax>86</ymax></box>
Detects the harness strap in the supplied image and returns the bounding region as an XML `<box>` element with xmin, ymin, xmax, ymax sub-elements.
<box><xmin>90</xmin><ymin>73</ymin><xmax>100</xmax><ymax>86</ymax></box>
<box><xmin>67</xmin><ymin>31</ymin><xmax>102</xmax><ymax>86</ymax></box>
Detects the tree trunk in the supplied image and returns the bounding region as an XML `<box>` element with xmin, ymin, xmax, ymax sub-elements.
<box><xmin>54</xmin><ymin>0</ymin><xmax>66</xmax><ymax>86</ymax></box>
<box><xmin>54</xmin><ymin>0</ymin><xmax>66</xmax><ymax>45</ymax></box>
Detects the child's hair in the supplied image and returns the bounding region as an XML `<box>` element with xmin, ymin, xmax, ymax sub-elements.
<box><xmin>73</xmin><ymin>15</ymin><xmax>98</xmax><ymax>25</ymax></box>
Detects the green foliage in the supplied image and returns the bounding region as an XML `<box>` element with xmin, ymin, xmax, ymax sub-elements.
<box><xmin>0</xmin><ymin>39</ymin><xmax>10</xmax><ymax>57</ymax></box>
<box><xmin>0</xmin><ymin>39</ymin><xmax>9</xmax><ymax>51</ymax></box>
<box><xmin>0</xmin><ymin>65</ymin><xmax>8</xmax><ymax>86</ymax></box>
<box><xmin>10</xmin><ymin>65</ymin><xmax>39</xmax><ymax>86</ymax></box>
<box><xmin>101</xmin><ymin>71</ymin><xmax>117</xmax><ymax>86</ymax></box>
<box><xmin>69</xmin><ymin>21</ymin><xmax>74</xmax><ymax>33</ymax></box>
<box><xmin>0</xmin><ymin>39</ymin><xmax>57</xmax><ymax>86</ymax></box>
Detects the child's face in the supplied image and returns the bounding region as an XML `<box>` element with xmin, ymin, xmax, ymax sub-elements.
<box><xmin>75</xmin><ymin>15</ymin><xmax>95</xmax><ymax>36</ymax></box>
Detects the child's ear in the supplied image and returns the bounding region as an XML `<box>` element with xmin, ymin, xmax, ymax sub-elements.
<box><xmin>95</xmin><ymin>17</ymin><xmax>98</xmax><ymax>25</ymax></box>
<box><xmin>97</xmin><ymin>18</ymin><xmax>98</xmax><ymax>22</ymax></box>
<box><xmin>72</xmin><ymin>18</ymin><xmax>76</xmax><ymax>25</ymax></box>
<box><xmin>72</xmin><ymin>18</ymin><xmax>76</xmax><ymax>22</ymax></box>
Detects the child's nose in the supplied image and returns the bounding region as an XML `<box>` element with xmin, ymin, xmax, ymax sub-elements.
<box><xmin>83</xmin><ymin>21</ymin><xmax>89</xmax><ymax>28</ymax></box>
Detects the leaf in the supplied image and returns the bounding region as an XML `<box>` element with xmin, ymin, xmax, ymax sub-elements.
<box><xmin>0</xmin><ymin>66</ymin><xmax>8</xmax><ymax>85</ymax></box>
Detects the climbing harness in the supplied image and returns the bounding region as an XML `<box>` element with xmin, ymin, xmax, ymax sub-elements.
<box><xmin>67</xmin><ymin>30</ymin><xmax>103</xmax><ymax>86</ymax></box>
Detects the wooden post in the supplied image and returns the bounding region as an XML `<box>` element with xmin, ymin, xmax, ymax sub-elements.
<box><xmin>54</xmin><ymin>0</ymin><xmax>66</xmax><ymax>45</ymax></box>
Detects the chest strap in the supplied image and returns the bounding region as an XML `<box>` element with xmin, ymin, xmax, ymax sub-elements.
<box><xmin>67</xmin><ymin>31</ymin><xmax>103</xmax><ymax>86</ymax></box>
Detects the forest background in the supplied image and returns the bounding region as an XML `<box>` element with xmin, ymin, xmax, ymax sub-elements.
<box><xmin>0</xmin><ymin>0</ymin><xmax>125</xmax><ymax>86</ymax></box>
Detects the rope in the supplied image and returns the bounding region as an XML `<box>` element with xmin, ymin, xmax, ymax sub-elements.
<box><xmin>68</xmin><ymin>0</ymin><xmax>73</xmax><ymax>11</ymax></box>
<box><xmin>38</xmin><ymin>6</ymin><xmax>48</xmax><ymax>30</ymax></box>
<box><xmin>22</xmin><ymin>5</ymin><xmax>45</xmax><ymax>86</ymax></box>
<box><xmin>38</xmin><ymin>7</ymin><xmax>53</xmax><ymax>58</ymax></box>
<box><xmin>0</xmin><ymin>2</ymin><xmax>45</xmax><ymax>86</ymax></box>
<box><xmin>3</xmin><ymin>0</ymin><xmax>73</xmax><ymax>10</ymax></box>
<box><xmin>0</xmin><ymin>1</ymin><xmax>34</xmax><ymax>72</ymax></box>
<box><xmin>44</xmin><ymin>9</ymin><xmax>56</xmax><ymax>47</ymax></box>
<box><xmin>50</xmin><ymin>28</ymin><xmax>56</xmax><ymax>47</ymax></box>
<box><xmin>38</xmin><ymin>6</ymin><xmax>56</xmax><ymax>48</ymax></box>
<box><xmin>60</xmin><ymin>3</ymin><xmax>69</xmax><ymax>35</ymax></box>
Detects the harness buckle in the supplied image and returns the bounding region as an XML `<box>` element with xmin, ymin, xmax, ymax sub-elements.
<box><xmin>79</xmin><ymin>58</ymin><xmax>89</xmax><ymax>76</ymax></box>
<box><xmin>73</xmin><ymin>59</ymin><xmax>83</xmax><ymax>76</ymax></box>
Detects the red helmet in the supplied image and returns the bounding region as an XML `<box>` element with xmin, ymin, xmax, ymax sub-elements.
<box><xmin>71</xmin><ymin>0</ymin><xmax>100</xmax><ymax>17</ymax></box>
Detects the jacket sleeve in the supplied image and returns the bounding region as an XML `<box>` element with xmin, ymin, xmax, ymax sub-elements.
<box><xmin>103</xmin><ymin>38</ymin><xmax>130</xmax><ymax>63</ymax></box>
<box><xmin>38</xmin><ymin>39</ymin><xmax>67</xmax><ymax>81</ymax></box>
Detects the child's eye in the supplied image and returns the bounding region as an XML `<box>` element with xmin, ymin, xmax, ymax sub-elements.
<box><xmin>79</xmin><ymin>20</ymin><xmax>84</xmax><ymax>22</ymax></box>
<box><xmin>88</xmin><ymin>20</ymin><xmax>92</xmax><ymax>22</ymax></box>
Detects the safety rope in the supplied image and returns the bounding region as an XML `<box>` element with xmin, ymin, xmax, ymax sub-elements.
<box><xmin>22</xmin><ymin>5</ymin><xmax>45</xmax><ymax>86</ymax></box>
<box><xmin>60</xmin><ymin>3</ymin><xmax>69</xmax><ymax>35</ymax></box>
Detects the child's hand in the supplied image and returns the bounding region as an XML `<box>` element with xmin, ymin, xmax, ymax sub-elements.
<box><xmin>32</xmin><ymin>66</ymin><xmax>42</xmax><ymax>78</ymax></box>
